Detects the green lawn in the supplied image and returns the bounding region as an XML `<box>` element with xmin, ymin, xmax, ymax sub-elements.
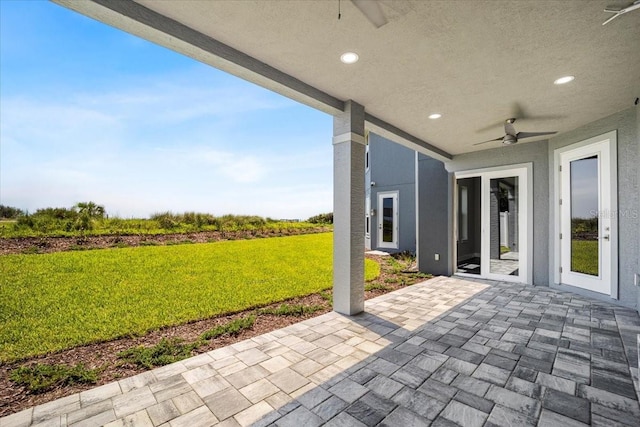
<box><xmin>571</xmin><ymin>240</ymin><xmax>599</xmax><ymax>276</ymax></box>
<box><xmin>0</xmin><ymin>233</ymin><xmax>379</xmax><ymax>362</ymax></box>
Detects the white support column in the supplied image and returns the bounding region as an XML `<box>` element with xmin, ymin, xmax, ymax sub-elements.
<box><xmin>333</xmin><ymin>101</ymin><xmax>366</xmax><ymax>315</ymax></box>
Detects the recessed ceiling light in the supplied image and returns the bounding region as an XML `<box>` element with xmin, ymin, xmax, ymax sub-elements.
<box><xmin>428</xmin><ymin>113</ymin><xmax>442</xmax><ymax>119</ymax></box>
<box><xmin>340</xmin><ymin>52</ymin><xmax>359</xmax><ymax>64</ymax></box>
<box><xmin>554</xmin><ymin>75</ymin><xmax>575</xmax><ymax>85</ymax></box>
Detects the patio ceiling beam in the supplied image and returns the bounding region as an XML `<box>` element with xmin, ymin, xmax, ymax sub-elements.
<box><xmin>54</xmin><ymin>0</ymin><xmax>345</xmax><ymax>115</ymax></box>
<box><xmin>53</xmin><ymin>0</ymin><xmax>454</xmax><ymax>162</ymax></box>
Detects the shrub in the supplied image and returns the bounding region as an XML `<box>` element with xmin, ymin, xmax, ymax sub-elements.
<box><xmin>0</xmin><ymin>205</ymin><xmax>24</xmax><ymax>219</ymax></box>
<box><xmin>200</xmin><ymin>315</ymin><xmax>256</xmax><ymax>341</ymax></box>
<box><xmin>117</xmin><ymin>316</ymin><xmax>257</xmax><ymax>369</ymax></box>
<box><xmin>117</xmin><ymin>338</ymin><xmax>197</xmax><ymax>369</ymax></box>
<box><xmin>259</xmin><ymin>304</ymin><xmax>324</xmax><ymax>316</ymax></box>
<box><xmin>365</xmin><ymin>283</ymin><xmax>393</xmax><ymax>291</ymax></box>
<box><xmin>307</xmin><ymin>213</ymin><xmax>333</xmax><ymax>224</ymax></box>
<box><xmin>10</xmin><ymin>363</ymin><xmax>98</xmax><ymax>393</ymax></box>
<box><xmin>32</xmin><ymin>207</ymin><xmax>77</xmax><ymax>220</ymax></box>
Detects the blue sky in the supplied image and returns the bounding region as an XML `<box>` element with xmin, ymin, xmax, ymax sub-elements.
<box><xmin>0</xmin><ymin>1</ymin><xmax>333</xmax><ymax>219</ymax></box>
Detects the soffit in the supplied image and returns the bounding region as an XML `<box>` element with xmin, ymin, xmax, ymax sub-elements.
<box><xmin>130</xmin><ymin>0</ymin><xmax>640</xmax><ymax>155</ymax></box>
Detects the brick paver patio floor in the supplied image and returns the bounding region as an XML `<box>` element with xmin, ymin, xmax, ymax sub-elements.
<box><xmin>3</xmin><ymin>276</ymin><xmax>639</xmax><ymax>426</ymax></box>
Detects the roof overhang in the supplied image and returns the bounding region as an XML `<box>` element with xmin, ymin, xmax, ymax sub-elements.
<box><xmin>52</xmin><ymin>0</ymin><xmax>640</xmax><ymax>160</ymax></box>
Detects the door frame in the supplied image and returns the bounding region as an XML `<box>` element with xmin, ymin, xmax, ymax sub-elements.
<box><xmin>377</xmin><ymin>191</ymin><xmax>399</xmax><ymax>249</ymax></box>
<box><xmin>454</xmin><ymin>163</ymin><xmax>533</xmax><ymax>284</ymax></box>
<box><xmin>553</xmin><ymin>131</ymin><xmax>618</xmax><ymax>298</ymax></box>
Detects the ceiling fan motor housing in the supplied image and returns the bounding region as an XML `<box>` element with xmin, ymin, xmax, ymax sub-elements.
<box><xmin>503</xmin><ymin>134</ymin><xmax>518</xmax><ymax>144</ymax></box>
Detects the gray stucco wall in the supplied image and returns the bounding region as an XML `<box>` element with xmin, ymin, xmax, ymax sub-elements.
<box><xmin>417</xmin><ymin>155</ymin><xmax>452</xmax><ymax>276</ymax></box>
<box><xmin>445</xmin><ymin>139</ymin><xmax>550</xmax><ymax>286</ymax></box>
<box><xmin>368</xmin><ymin>133</ymin><xmax>416</xmax><ymax>253</ymax></box>
<box><xmin>548</xmin><ymin>106</ymin><xmax>639</xmax><ymax>308</ymax></box>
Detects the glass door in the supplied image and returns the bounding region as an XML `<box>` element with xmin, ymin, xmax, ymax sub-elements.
<box><xmin>487</xmin><ymin>176</ymin><xmax>520</xmax><ymax>277</ymax></box>
<box><xmin>456</xmin><ymin>166</ymin><xmax>529</xmax><ymax>283</ymax></box>
<box><xmin>456</xmin><ymin>177</ymin><xmax>481</xmax><ymax>275</ymax></box>
<box><xmin>558</xmin><ymin>139</ymin><xmax>615</xmax><ymax>295</ymax></box>
<box><xmin>377</xmin><ymin>192</ymin><xmax>398</xmax><ymax>249</ymax></box>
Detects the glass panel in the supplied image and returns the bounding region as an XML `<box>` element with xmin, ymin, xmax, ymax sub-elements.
<box><xmin>489</xmin><ymin>177</ymin><xmax>519</xmax><ymax>276</ymax></box>
<box><xmin>460</xmin><ymin>186</ymin><xmax>468</xmax><ymax>241</ymax></box>
<box><xmin>456</xmin><ymin>177</ymin><xmax>481</xmax><ymax>274</ymax></box>
<box><xmin>365</xmin><ymin>198</ymin><xmax>370</xmax><ymax>236</ymax></box>
<box><xmin>382</xmin><ymin>197</ymin><xmax>394</xmax><ymax>242</ymax></box>
<box><xmin>570</xmin><ymin>155</ymin><xmax>599</xmax><ymax>276</ymax></box>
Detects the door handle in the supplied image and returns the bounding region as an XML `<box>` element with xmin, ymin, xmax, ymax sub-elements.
<box><xmin>602</xmin><ymin>235</ymin><xmax>610</xmax><ymax>241</ymax></box>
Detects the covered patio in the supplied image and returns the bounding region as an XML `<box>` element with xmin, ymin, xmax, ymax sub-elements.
<box><xmin>4</xmin><ymin>276</ymin><xmax>639</xmax><ymax>426</ymax></box>
<box><xmin>4</xmin><ymin>1</ymin><xmax>638</xmax><ymax>425</ymax></box>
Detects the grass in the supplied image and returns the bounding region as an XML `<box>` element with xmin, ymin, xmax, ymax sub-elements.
<box><xmin>571</xmin><ymin>240</ymin><xmax>599</xmax><ymax>276</ymax></box>
<box><xmin>0</xmin><ymin>233</ymin><xmax>379</xmax><ymax>362</ymax></box>
<box><xmin>365</xmin><ymin>258</ymin><xmax>381</xmax><ymax>281</ymax></box>
<box><xmin>9</xmin><ymin>363</ymin><xmax>98</xmax><ymax>393</ymax></box>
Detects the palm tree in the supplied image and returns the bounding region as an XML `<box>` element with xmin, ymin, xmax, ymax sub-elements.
<box><xmin>74</xmin><ymin>202</ymin><xmax>105</xmax><ymax>219</ymax></box>
<box><xmin>73</xmin><ymin>202</ymin><xmax>106</xmax><ymax>232</ymax></box>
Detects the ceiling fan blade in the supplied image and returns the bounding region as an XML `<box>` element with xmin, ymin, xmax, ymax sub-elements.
<box><xmin>511</xmin><ymin>102</ymin><xmax>567</xmax><ymax>121</ymax></box>
<box><xmin>351</xmin><ymin>0</ymin><xmax>388</xmax><ymax>28</ymax></box>
<box><xmin>473</xmin><ymin>137</ymin><xmax>503</xmax><ymax>146</ymax></box>
<box><xmin>516</xmin><ymin>131</ymin><xmax>557</xmax><ymax>139</ymax></box>
<box><xmin>504</xmin><ymin>121</ymin><xmax>516</xmax><ymax>137</ymax></box>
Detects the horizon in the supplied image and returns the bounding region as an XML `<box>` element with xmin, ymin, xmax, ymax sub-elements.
<box><xmin>0</xmin><ymin>201</ymin><xmax>323</xmax><ymax>222</ymax></box>
<box><xmin>0</xmin><ymin>1</ymin><xmax>333</xmax><ymax>220</ymax></box>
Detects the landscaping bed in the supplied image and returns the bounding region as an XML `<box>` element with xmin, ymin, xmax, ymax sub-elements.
<box><xmin>0</xmin><ymin>252</ymin><xmax>431</xmax><ymax>417</ymax></box>
<box><xmin>0</xmin><ymin>226</ymin><xmax>331</xmax><ymax>255</ymax></box>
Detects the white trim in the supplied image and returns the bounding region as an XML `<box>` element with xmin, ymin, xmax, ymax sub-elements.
<box><xmin>415</xmin><ymin>152</ymin><xmax>420</xmax><ymax>259</ymax></box>
<box><xmin>333</xmin><ymin>132</ymin><xmax>366</xmax><ymax>145</ymax></box>
<box><xmin>553</xmin><ymin>131</ymin><xmax>618</xmax><ymax>298</ymax></box>
<box><xmin>453</xmin><ymin>163</ymin><xmax>533</xmax><ymax>285</ymax></box>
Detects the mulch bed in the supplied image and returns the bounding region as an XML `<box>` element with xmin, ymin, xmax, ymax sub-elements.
<box><xmin>0</xmin><ymin>227</ymin><xmax>332</xmax><ymax>256</ymax></box>
<box><xmin>0</xmin><ymin>250</ymin><xmax>429</xmax><ymax>417</ymax></box>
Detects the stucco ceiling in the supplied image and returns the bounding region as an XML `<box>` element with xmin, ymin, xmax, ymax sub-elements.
<box><xmin>62</xmin><ymin>0</ymin><xmax>640</xmax><ymax>156</ymax></box>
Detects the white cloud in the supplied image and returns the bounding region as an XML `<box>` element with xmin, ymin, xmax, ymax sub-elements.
<box><xmin>0</xmin><ymin>69</ymin><xmax>333</xmax><ymax>219</ymax></box>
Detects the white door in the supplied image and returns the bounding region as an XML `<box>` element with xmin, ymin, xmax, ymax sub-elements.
<box><xmin>377</xmin><ymin>192</ymin><xmax>398</xmax><ymax>249</ymax></box>
<box><xmin>455</xmin><ymin>165</ymin><xmax>531</xmax><ymax>284</ymax></box>
<box><xmin>481</xmin><ymin>168</ymin><xmax>528</xmax><ymax>282</ymax></box>
<box><xmin>558</xmin><ymin>136</ymin><xmax>617</xmax><ymax>295</ymax></box>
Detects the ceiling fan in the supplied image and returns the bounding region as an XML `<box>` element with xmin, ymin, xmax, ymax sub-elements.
<box><xmin>473</xmin><ymin>118</ymin><xmax>557</xmax><ymax>146</ymax></box>
<box><xmin>350</xmin><ymin>0</ymin><xmax>388</xmax><ymax>28</ymax></box>
<box><xmin>602</xmin><ymin>0</ymin><xmax>640</xmax><ymax>25</ymax></box>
